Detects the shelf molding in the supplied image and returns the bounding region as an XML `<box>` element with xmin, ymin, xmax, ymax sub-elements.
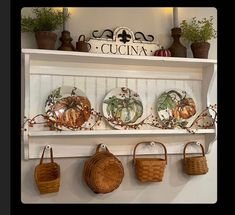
<box><xmin>22</xmin><ymin>48</ymin><xmax>217</xmax><ymax>63</ymax></box>
<box><xmin>22</xmin><ymin>48</ymin><xmax>217</xmax><ymax>69</ymax></box>
<box><xmin>29</xmin><ymin>129</ymin><xmax>215</xmax><ymax>137</ymax></box>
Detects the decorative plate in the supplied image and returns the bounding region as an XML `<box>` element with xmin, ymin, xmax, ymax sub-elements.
<box><xmin>45</xmin><ymin>86</ymin><xmax>91</xmax><ymax>130</ymax></box>
<box><xmin>156</xmin><ymin>89</ymin><xmax>197</xmax><ymax>128</ymax></box>
<box><xmin>102</xmin><ymin>87</ymin><xmax>143</xmax><ymax>129</ymax></box>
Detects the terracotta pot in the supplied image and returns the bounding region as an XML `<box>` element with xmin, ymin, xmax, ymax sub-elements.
<box><xmin>191</xmin><ymin>42</ymin><xmax>210</xmax><ymax>59</ymax></box>
<box><xmin>35</xmin><ymin>31</ymin><xmax>57</xmax><ymax>49</ymax></box>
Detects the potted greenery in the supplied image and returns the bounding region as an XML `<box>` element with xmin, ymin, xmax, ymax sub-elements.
<box><xmin>21</xmin><ymin>7</ymin><xmax>70</xmax><ymax>49</ymax></box>
<box><xmin>180</xmin><ymin>16</ymin><xmax>217</xmax><ymax>58</ymax></box>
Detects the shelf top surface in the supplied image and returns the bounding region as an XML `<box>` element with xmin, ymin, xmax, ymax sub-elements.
<box><xmin>22</xmin><ymin>48</ymin><xmax>217</xmax><ymax>68</ymax></box>
<box><xmin>28</xmin><ymin>129</ymin><xmax>215</xmax><ymax>136</ymax></box>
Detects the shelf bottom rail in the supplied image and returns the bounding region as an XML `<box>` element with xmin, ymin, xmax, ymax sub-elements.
<box><xmin>24</xmin><ymin>133</ymin><xmax>214</xmax><ymax>159</ymax></box>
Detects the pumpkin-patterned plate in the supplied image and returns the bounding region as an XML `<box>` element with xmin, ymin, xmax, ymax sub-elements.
<box><xmin>45</xmin><ymin>86</ymin><xmax>91</xmax><ymax>130</ymax></box>
<box><xmin>156</xmin><ymin>89</ymin><xmax>197</xmax><ymax>129</ymax></box>
<box><xmin>102</xmin><ymin>87</ymin><xmax>143</xmax><ymax>129</ymax></box>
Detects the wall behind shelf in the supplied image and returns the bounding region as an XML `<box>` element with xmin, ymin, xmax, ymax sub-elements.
<box><xmin>21</xmin><ymin>7</ymin><xmax>217</xmax><ymax>203</ymax></box>
<box><xmin>21</xmin><ymin>7</ymin><xmax>217</xmax><ymax>59</ymax></box>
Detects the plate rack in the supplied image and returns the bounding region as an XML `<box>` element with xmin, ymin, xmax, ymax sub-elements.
<box><xmin>21</xmin><ymin>49</ymin><xmax>217</xmax><ymax>159</ymax></box>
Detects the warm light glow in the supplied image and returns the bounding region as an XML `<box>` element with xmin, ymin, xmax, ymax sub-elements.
<box><xmin>163</xmin><ymin>7</ymin><xmax>173</xmax><ymax>14</ymax></box>
<box><xmin>52</xmin><ymin>7</ymin><xmax>63</xmax><ymax>12</ymax></box>
<box><xmin>67</xmin><ymin>7</ymin><xmax>76</xmax><ymax>14</ymax></box>
<box><xmin>53</xmin><ymin>7</ymin><xmax>74</xmax><ymax>14</ymax></box>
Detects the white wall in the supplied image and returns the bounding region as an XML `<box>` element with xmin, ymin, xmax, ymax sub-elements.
<box><xmin>21</xmin><ymin>7</ymin><xmax>217</xmax><ymax>203</ymax></box>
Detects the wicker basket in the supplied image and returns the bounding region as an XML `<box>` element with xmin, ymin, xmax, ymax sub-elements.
<box><xmin>83</xmin><ymin>144</ymin><xmax>124</xmax><ymax>194</ymax></box>
<box><xmin>34</xmin><ymin>146</ymin><xmax>60</xmax><ymax>194</ymax></box>
<box><xmin>133</xmin><ymin>141</ymin><xmax>167</xmax><ymax>182</ymax></box>
<box><xmin>83</xmin><ymin>151</ymin><xmax>114</xmax><ymax>192</ymax></box>
<box><xmin>183</xmin><ymin>142</ymin><xmax>208</xmax><ymax>175</ymax></box>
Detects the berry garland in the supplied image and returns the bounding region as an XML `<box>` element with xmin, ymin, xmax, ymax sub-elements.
<box><xmin>23</xmin><ymin>104</ymin><xmax>217</xmax><ymax>134</ymax></box>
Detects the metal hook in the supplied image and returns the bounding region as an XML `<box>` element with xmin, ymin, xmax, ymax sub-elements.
<box><xmin>150</xmin><ymin>141</ymin><xmax>155</xmax><ymax>146</ymax></box>
<box><xmin>100</xmin><ymin>143</ymin><xmax>106</xmax><ymax>149</ymax></box>
<box><xmin>46</xmin><ymin>145</ymin><xmax>51</xmax><ymax>150</ymax></box>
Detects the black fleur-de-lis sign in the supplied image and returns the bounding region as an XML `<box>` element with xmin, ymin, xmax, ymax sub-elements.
<box><xmin>118</xmin><ymin>30</ymin><xmax>131</xmax><ymax>44</ymax></box>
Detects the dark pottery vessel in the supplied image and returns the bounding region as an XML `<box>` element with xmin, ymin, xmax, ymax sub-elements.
<box><xmin>76</xmin><ymin>35</ymin><xmax>91</xmax><ymax>52</ymax></box>
<box><xmin>58</xmin><ymin>30</ymin><xmax>75</xmax><ymax>51</ymax></box>
<box><xmin>168</xmin><ymin>27</ymin><xmax>187</xmax><ymax>58</ymax></box>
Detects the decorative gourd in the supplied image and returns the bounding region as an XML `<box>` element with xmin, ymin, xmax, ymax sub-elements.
<box><xmin>154</xmin><ymin>47</ymin><xmax>171</xmax><ymax>57</ymax></box>
<box><xmin>172</xmin><ymin>98</ymin><xmax>196</xmax><ymax>119</ymax></box>
<box><xmin>114</xmin><ymin>99</ymin><xmax>143</xmax><ymax>124</ymax></box>
<box><xmin>52</xmin><ymin>96</ymin><xmax>91</xmax><ymax>127</ymax></box>
<box><xmin>104</xmin><ymin>96</ymin><xmax>143</xmax><ymax>124</ymax></box>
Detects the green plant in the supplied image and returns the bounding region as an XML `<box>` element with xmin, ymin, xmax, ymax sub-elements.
<box><xmin>180</xmin><ymin>16</ymin><xmax>217</xmax><ymax>43</ymax></box>
<box><xmin>21</xmin><ymin>7</ymin><xmax>70</xmax><ymax>32</ymax></box>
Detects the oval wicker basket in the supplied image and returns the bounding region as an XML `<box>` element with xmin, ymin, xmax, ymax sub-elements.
<box><xmin>83</xmin><ymin>144</ymin><xmax>124</xmax><ymax>194</ymax></box>
<box><xmin>133</xmin><ymin>141</ymin><xmax>167</xmax><ymax>182</ymax></box>
<box><xmin>183</xmin><ymin>142</ymin><xmax>208</xmax><ymax>175</ymax></box>
<box><xmin>34</xmin><ymin>146</ymin><xmax>60</xmax><ymax>194</ymax></box>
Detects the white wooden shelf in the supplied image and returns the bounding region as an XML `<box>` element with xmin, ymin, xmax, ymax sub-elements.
<box><xmin>28</xmin><ymin>129</ymin><xmax>215</xmax><ymax>137</ymax></box>
<box><xmin>22</xmin><ymin>48</ymin><xmax>216</xmax><ymax>68</ymax></box>
<box><xmin>22</xmin><ymin>49</ymin><xmax>217</xmax><ymax>159</ymax></box>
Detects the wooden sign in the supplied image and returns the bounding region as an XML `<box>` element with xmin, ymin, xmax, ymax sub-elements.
<box><xmin>87</xmin><ymin>26</ymin><xmax>161</xmax><ymax>56</ymax></box>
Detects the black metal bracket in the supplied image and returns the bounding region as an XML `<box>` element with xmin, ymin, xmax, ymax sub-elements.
<box><xmin>134</xmin><ymin>32</ymin><xmax>154</xmax><ymax>42</ymax></box>
<box><xmin>92</xmin><ymin>29</ymin><xmax>114</xmax><ymax>39</ymax></box>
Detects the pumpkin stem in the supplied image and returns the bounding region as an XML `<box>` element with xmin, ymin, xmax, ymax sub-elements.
<box><xmin>167</xmin><ymin>90</ymin><xmax>183</xmax><ymax>99</ymax></box>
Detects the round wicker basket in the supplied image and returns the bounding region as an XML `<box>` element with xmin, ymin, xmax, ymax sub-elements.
<box><xmin>83</xmin><ymin>144</ymin><xmax>124</xmax><ymax>194</ymax></box>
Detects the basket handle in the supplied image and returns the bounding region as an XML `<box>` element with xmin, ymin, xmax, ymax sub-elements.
<box><xmin>133</xmin><ymin>141</ymin><xmax>167</xmax><ymax>164</ymax></box>
<box><xmin>183</xmin><ymin>141</ymin><xmax>205</xmax><ymax>160</ymax></box>
<box><xmin>96</xmin><ymin>144</ymin><xmax>110</xmax><ymax>153</ymax></box>
<box><xmin>78</xmin><ymin>34</ymin><xmax>86</xmax><ymax>41</ymax></box>
<box><xmin>39</xmin><ymin>146</ymin><xmax>54</xmax><ymax>164</ymax></box>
